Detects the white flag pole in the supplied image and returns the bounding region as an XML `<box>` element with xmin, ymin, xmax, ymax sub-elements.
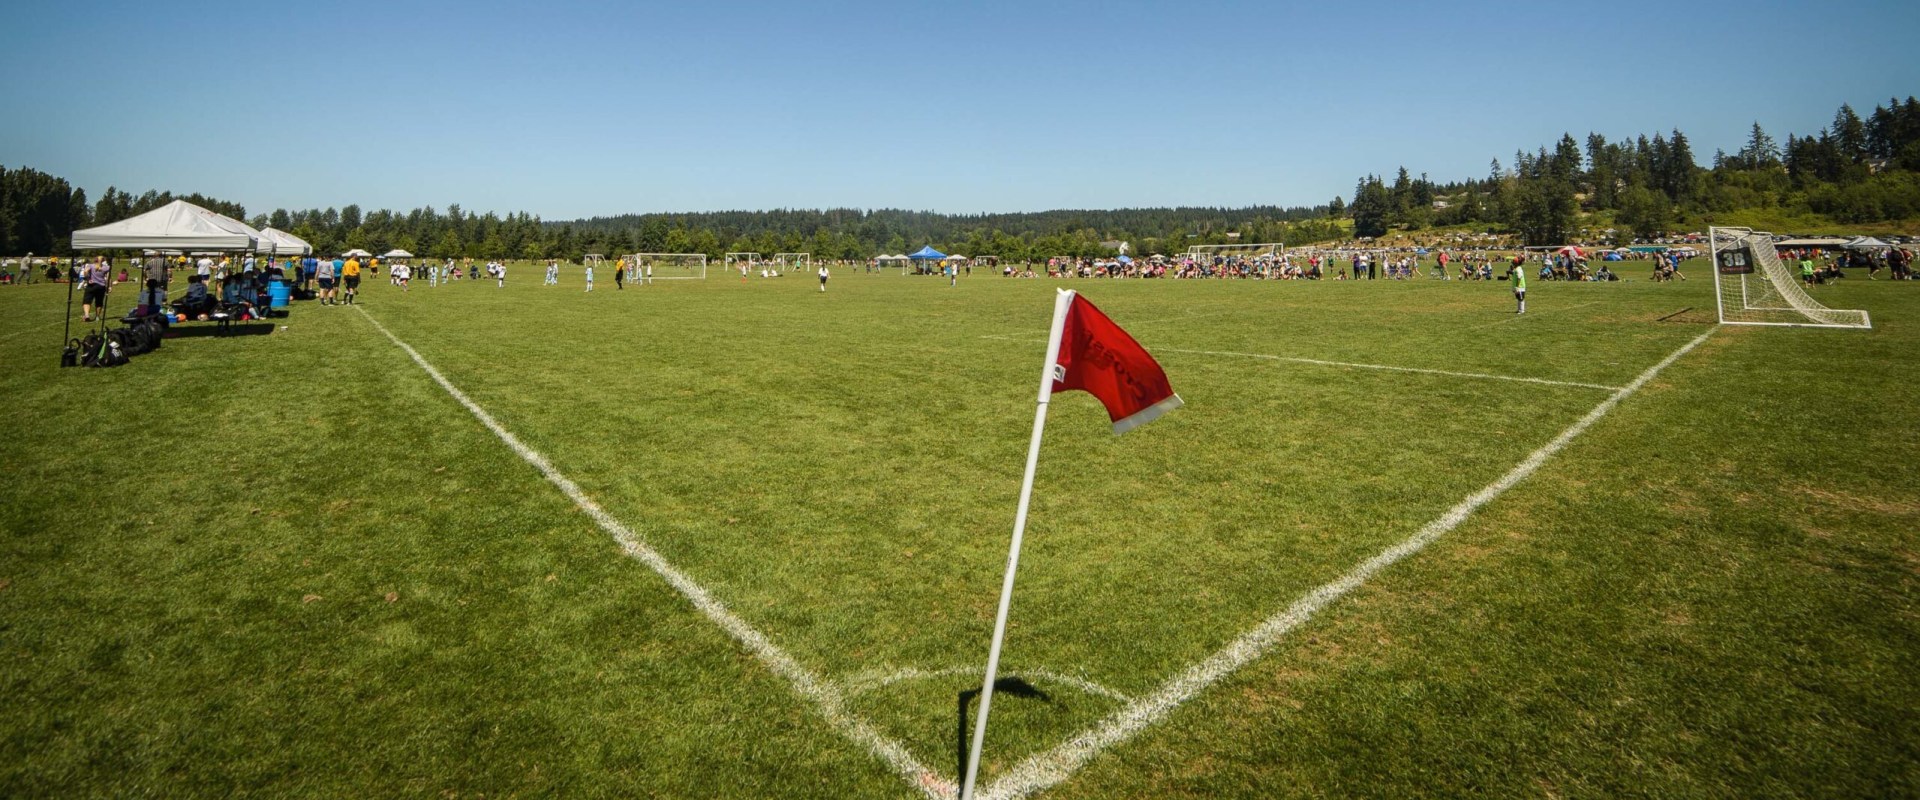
<box><xmin>961</xmin><ymin>288</ymin><xmax>1077</xmax><ymax>800</ymax></box>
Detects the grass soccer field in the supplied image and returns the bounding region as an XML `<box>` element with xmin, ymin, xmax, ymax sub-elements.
<box><xmin>3</xmin><ymin>262</ymin><xmax>1916</xmax><ymax>798</ymax></box>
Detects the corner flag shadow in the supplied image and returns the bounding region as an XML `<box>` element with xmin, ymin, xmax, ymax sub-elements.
<box><xmin>957</xmin><ymin>676</ymin><xmax>1055</xmax><ymax>783</ymax></box>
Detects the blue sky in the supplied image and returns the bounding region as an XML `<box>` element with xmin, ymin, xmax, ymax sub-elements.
<box><xmin>4</xmin><ymin>0</ymin><xmax>1917</xmax><ymax>220</ymax></box>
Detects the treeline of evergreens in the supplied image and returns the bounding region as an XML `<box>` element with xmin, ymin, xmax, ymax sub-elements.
<box><xmin>7</xmin><ymin>96</ymin><xmax>1918</xmax><ymax>259</ymax></box>
<box><xmin>1346</xmin><ymin>97</ymin><xmax>1920</xmax><ymax>244</ymax></box>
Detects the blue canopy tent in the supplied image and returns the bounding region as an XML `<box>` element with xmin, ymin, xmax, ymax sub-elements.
<box><xmin>908</xmin><ymin>246</ymin><xmax>946</xmax><ymax>274</ymax></box>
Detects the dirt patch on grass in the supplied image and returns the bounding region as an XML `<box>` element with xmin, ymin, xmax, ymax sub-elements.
<box><xmin>1796</xmin><ymin>486</ymin><xmax>1920</xmax><ymax>518</ymax></box>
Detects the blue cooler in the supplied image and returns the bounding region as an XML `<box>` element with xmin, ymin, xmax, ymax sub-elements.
<box><xmin>268</xmin><ymin>278</ymin><xmax>291</xmax><ymax>309</ymax></box>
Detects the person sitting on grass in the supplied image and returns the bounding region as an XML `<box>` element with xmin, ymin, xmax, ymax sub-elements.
<box><xmin>1594</xmin><ymin>263</ymin><xmax>1618</xmax><ymax>282</ymax></box>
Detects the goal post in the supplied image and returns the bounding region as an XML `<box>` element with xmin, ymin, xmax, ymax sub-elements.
<box><xmin>773</xmin><ymin>252</ymin><xmax>811</xmax><ymax>275</ymax></box>
<box><xmin>1709</xmin><ymin>227</ymin><xmax>1870</xmax><ymax>329</ymax></box>
<box><xmin>725</xmin><ymin>252</ymin><xmax>761</xmax><ymax>277</ymax></box>
<box><xmin>626</xmin><ymin>253</ymin><xmax>707</xmax><ymax>281</ymax></box>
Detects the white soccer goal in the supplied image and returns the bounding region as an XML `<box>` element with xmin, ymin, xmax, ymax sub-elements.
<box><xmin>1187</xmin><ymin>242</ymin><xmax>1285</xmax><ymax>275</ymax></box>
<box><xmin>1709</xmin><ymin>227</ymin><xmax>1870</xmax><ymax>329</ymax></box>
<box><xmin>627</xmin><ymin>253</ymin><xmax>707</xmax><ymax>281</ymax></box>
<box><xmin>725</xmin><ymin>252</ymin><xmax>761</xmax><ymax>277</ymax></box>
<box><xmin>773</xmin><ymin>252</ymin><xmax>811</xmax><ymax>275</ymax></box>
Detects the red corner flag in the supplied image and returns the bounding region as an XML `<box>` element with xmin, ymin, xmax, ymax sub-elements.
<box><xmin>961</xmin><ymin>290</ymin><xmax>1183</xmax><ymax>800</ymax></box>
<box><xmin>1050</xmin><ymin>291</ymin><xmax>1183</xmax><ymax>434</ymax></box>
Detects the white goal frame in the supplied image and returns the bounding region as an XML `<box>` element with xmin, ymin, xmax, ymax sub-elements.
<box><xmin>773</xmin><ymin>252</ymin><xmax>811</xmax><ymax>275</ymax></box>
<box><xmin>725</xmin><ymin>252</ymin><xmax>762</xmax><ymax>277</ymax></box>
<box><xmin>626</xmin><ymin>252</ymin><xmax>707</xmax><ymax>281</ymax></box>
<box><xmin>1187</xmin><ymin>242</ymin><xmax>1286</xmax><ymax>276</ymax></box>
<box><xmin>1709</xmin><ymin>227</ymin><xmax>1870</xmax><ymax>329</ymax></box>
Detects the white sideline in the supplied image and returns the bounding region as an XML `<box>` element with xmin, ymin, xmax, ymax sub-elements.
<box><xmin>977</xmin><ymin>328</ymin><xmax>1715</xmax><ymax>800</ymax></box>
<box><xmin>1159</xmin><ymin>347</ymin><xmax>1625</xmax><ymax>392</ymax></box>
<box><xmin>1</xmin><ymin>318</ymin><xmax>68</xmax><ymax>341</ymax></box>
<box><xmin>352</xmin><ymin>306</ymin><xmax>953</xmax><ymax>800</ymax></box>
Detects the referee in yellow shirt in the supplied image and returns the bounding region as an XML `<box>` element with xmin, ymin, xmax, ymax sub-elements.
<box><xmin>342</xmin><ymin>257</ymin><xmax>362</xmax><ymax>305</ymax></box>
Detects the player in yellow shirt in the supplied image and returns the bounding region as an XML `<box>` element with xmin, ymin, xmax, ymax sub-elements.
<box><xmin>342</xmin><ymin>257</ymin><xmax>363</xmax><ymax>305</ymax></box>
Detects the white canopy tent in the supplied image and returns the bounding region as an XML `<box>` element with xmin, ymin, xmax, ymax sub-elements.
<box><xmin>342</xmin><ymin>248</ymin><xmax>373</xmax><ymax>258</ymax></box>
<box><xmin>70</xmin><ymin>199</ymin><xmax>262</xmax><ymax>252</ymax></box>
<box><xmin>381</xmin><ymin>249</ymin><xmax>414</xmax><ymax>259</ymax></box>
<box><xmin>259</xmin><ymin>227</ymin><xmax>313</xmax><ymax>256</ymax></box>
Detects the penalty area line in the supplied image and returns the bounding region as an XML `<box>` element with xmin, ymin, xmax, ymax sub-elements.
<box><xmin>1160</xmin><ymin>347</ymin><xmax>1625</xmax><ymax>392</ymax></box>
<box><xmin>978</xmin><ymin>327</ymin><xmax>1715</xmax><ymax>800</ymax></box>
<box><xmin>351</xmin><ymin>306</ymin><xmax>954</xmax><ymax>800</ymax></box>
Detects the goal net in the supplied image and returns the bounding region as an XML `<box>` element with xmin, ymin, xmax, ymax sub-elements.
<box><xmin>626</xmin><ymin>253</ymin><xmax>707</xmax><ymax>281</ymax></box>
<box><xmin>1709</xmin><ymin>227</ymin><xmax>1870</xmax><ymax>329</ymax></box>
<box><xmin>725</xmin><ymin>252</ymin><xmax>761</xmax><ymax>277</ymax></box>
<box><xmin>773</xmin><ymin>252</ymin><xmax>811</xmax><ymax>275</ymax></box>
<box><xmin>1187</xmin><ymin>242</ymin><xmax>1285</xmax><ymax>275</ymax></box>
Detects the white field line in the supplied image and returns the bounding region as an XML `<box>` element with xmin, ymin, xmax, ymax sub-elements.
<box><xmin>0</xmin><ymin>318</ymin><xmax>69</xmax><ymax>341</ymax></box>
<box><xmin>980</xmin><ymin>310</ymin><xmax>1232</xmax><ymax>341</ymax></box>
<box><xmin>1159</xmin><ymin>347</ymin><xmax>1625</xmax><ymax>392</ymax></box>
<box><xmin>352</xmin><ymin>306</ymin><xmax>954</xmax><ymax>800</ymax></box>
<box><xmin>843</xmin><ymin>665</ymin><xmax>1133</xmax><ymax>704</ymax></box>
<box><xmin>979</xmin><ymin>328</ymin><xmax>1715</xmax><ymax>800</ymax></box>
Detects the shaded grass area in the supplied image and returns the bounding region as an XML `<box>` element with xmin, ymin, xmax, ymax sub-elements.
<box><xmin>1</xmin><ymin>261</ymin><xmax>1914</xmax><ymax>797</ymax></box>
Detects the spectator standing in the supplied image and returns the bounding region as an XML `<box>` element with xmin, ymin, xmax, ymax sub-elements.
<box><xmin>316</xmin><ymin>257</ymin><xmax>337</xmax><ymax>304</ymax></box>
<box><xmin>81</xmin><ymin>256</ymin><xmax>111</xmax><ymax>321</ymax></box>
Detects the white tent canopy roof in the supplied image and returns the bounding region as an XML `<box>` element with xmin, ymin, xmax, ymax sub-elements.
<box><xmin>70</xmin><ymin>199</ymin><xmax>261</xmax><ymax>251</ymax></box>
<box><xmin>381</xmin><ymin>249</ymin><xmax>414</xmax><ymax>258</ymax></box>
<box><xmin>259</xmin><ymin>227</ymin><xmax>313</xmax><ymax>256</ymax></box>
<box><xmin>342</xmin><ymin>248</ymin><xmax>372</xmax><ymax>257</ymax></box>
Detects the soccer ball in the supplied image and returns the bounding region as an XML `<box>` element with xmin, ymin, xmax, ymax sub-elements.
<box><xmin>176</xmin><ymin>314</ymin><xmax>186</xmax><ymax>322</ymax></box>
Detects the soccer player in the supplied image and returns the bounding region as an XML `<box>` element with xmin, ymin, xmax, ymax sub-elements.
<box><xmin>613</xmin><ymin>259</ymin><xmax>624</xmax><ymax>290</ymax></box>
<box><xmin>544</xmin><ymin>259</ymin><xmax>558</xmax><ymax>286</ymax></box>
<box><xmin>1801</xmin><ymin>253</ymin><xmax>1817</xmax><ymax>286</ymax></box>
<box><xmin>584</xmin><ymin>262</ymin><xmax>594</xmax><ymax>292</ymax></box>
<box><xmin>496</xmin><ymin>261</ymin><xmax>506</xmax><ymax>288</ymax></box>
<box><xmin>818</xmin><ymin>263</ymin><xmax>829</xmax><ymax>292</ymax></box>
<box><xmin>342</xmin><ymin>255</ymin><xmax>362</xmax><ymax>304</ymax></box>
<box><xmin>1506</xmin><ymin>258</ymin><xmax>1527</xmax><ymax>314</ymax></box>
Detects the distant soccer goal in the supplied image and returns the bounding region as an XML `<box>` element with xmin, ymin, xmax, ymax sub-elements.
<box><xmin>626</xmin><ymin>253</ymin><xmax>707</xmax><ymax>281</ymax></box>
<box><xmin>725</xmin><ymin>252</ymin><xmax>761</xmax><ymax>277</ymax></box>
<box><xmin>1187</xmin><ymin>242</ymin><xmax>1285</xmax><ymax>274</ymax></box>
<box><xmin>773</xmin><ymin>252</ymin><xmax>811</xmax><ymax>275</ymax></box>
<box><xmin>1709</xmin><ymin>227</ymin><xmax>1870</xmax><ymax>329</ymax></box>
